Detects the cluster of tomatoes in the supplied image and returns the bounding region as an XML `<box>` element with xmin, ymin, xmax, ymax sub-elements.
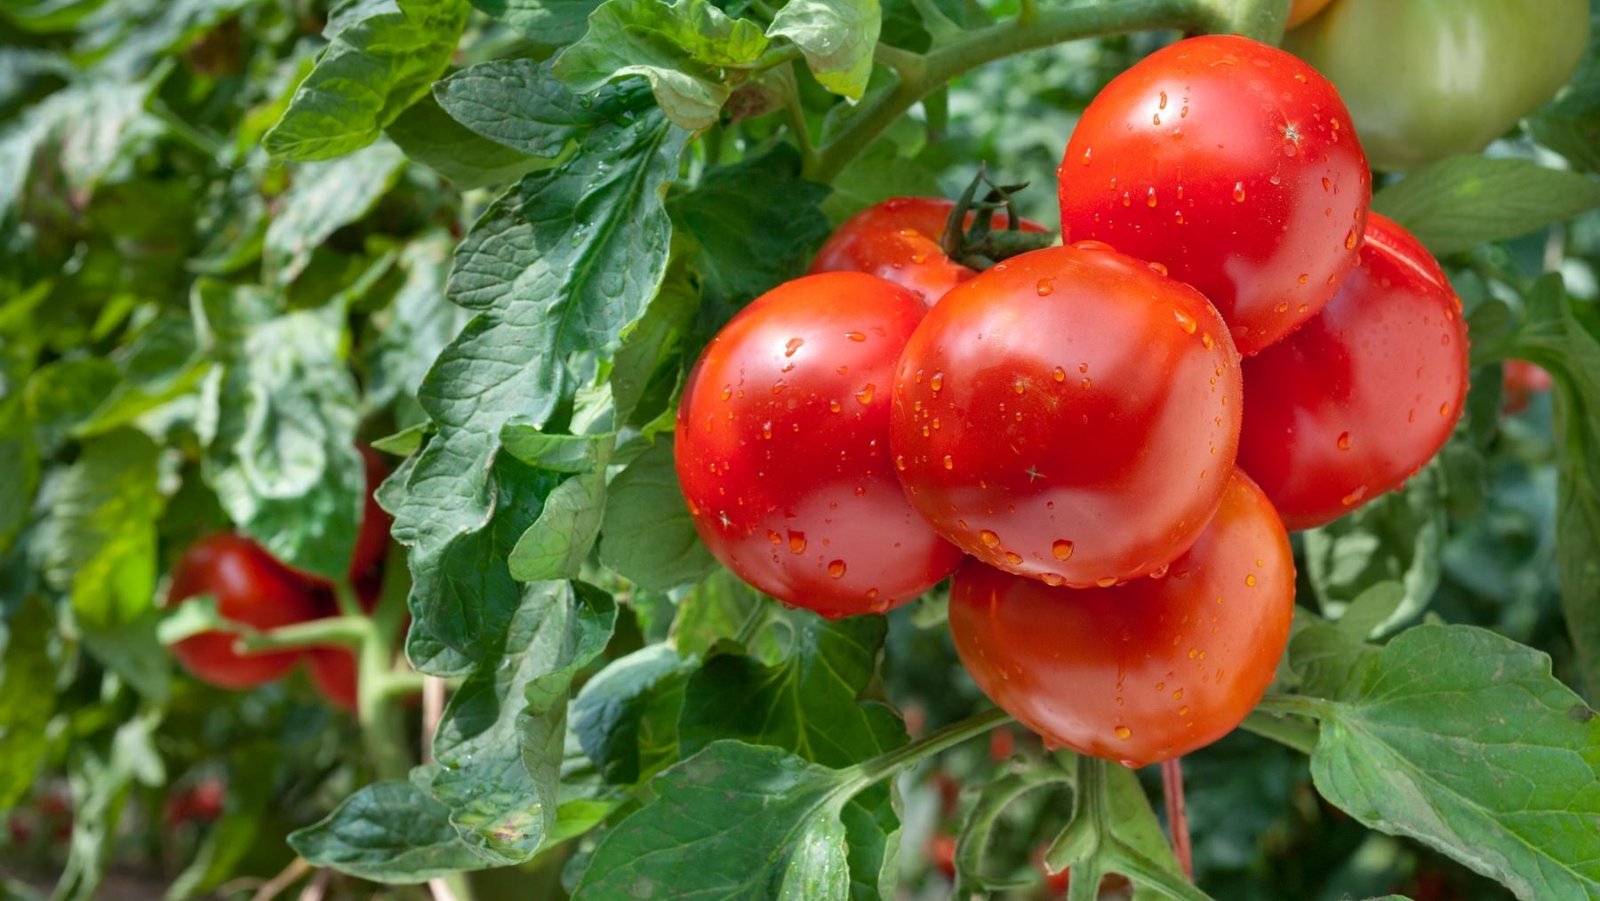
<box><xmin>675</xmin><ymin>35</ymin><xmax>1468</xmax><ymax>766</ymax></box>
<box><xmin>163</xmin><ymin>447</ymin><xmax>397</xmax><ymax>712</ymax></box>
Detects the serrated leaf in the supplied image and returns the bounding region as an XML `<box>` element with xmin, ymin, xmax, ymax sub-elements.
<box><xmin>572</xmin><ymin>644</ymin><xmax>697</xmax><ymax>784</ymax></box>
<box><xmin>468</xmin><ymin>0</ymin><xmax>604</xmax><ymax>45</ymax></box>
<box><xmin>367</xmin><ymin>232</ymin><xmax>472</xmax><ymax>422</ymax></box>
<box><xmin>500</xmin><ymin>425</ymin><xmax>613</xmax><ymax>473</ymax></box>
<box><xmin>434</xmin><ymin>58</ymin><xmax>652</xmax><ymax>160</ymax></box>
<box><xmin>768</xmin><ymin>0</ymin><xmax>880</xmax><ymax>99</ymax></box>
<box><xmin>386</xmin><ymin>93</ymin><xmax>543</xmax><ymax>189</ymax></box>
<box><xmin>670</xmin><ymin>568</ymin><xmax>786</xmax><ymax>663</ymax></box>
<box><xmin>573</xmin><ymin>742</ymin><xmax>856</xmax><ymax>900</ymax></box>
<box><xmin>552</xmin><ymin>0</ymin><xmax>770</xmax><ymax>130</ymax></box>
<box><xmin>263</xmin><ymin>141</ymin><xmax>406</xmax><ymax>285</ymax></box>
<box><xmin>1373</xmin><ymin>157</ymin><xmax>1600</xmax><ymax>257</ymax></box>
<box><xmin>264</xmin><ymin>0</ymin><xmax>470</xmax><ymax>160</ymax></box>
<box><xmin>290</xmin><ymin>775</ymin><xmax>485</xmax><ymax>882</ymax></box>
<box><xmin>0</xmin><ymin>599</ymin><xmax>55</xmax><ymax>808</ymax></box>
<box><xmin>508</xmin><ymin>473</ymin><xmax>606</xmax><ymax>581</ymax></box>
<box><xmin>598</xmin><ymin>437</ymin><xmax>716</xmax><ymax>591</ymax></box>
<box><xmin>1305</xmin><ymin>625</ymin><xmax>1600</xmax><ymax>901</ymax></box>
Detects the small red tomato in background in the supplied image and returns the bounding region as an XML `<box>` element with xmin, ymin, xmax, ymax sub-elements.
<box><xmin>949</xmin><ymin>472</ymin><xmax>1294</xmax><ymax>767</ymax></box>
<box><xmin>1032</xmin><ymin>845</ymin><xmax>1071</xmax><ymax>897</ymax></box>
<box><xmin>891</xmin><ymin>243</ymin><xmax>1242</xmax><ymax>587</ymax></box>
<box><xmin>1058</xmin><ymin>34</ymin><xmax>1371</xmax><ymax>356</ymax></box>
<box><xmin>306</xmin><ymin>646</ymin><xmax>359</xmax><ymax>713</ymax></box>
<box><xmin>1238</xmin><ymin>213</ymin><xmax>1468</xmax><ymax>530</ymax></box>
<box><xmin>1503</xmin><ymin>360</ymin><xmax>1552</xmax><ymax>415</ymax></box>
<box><xmin>164</xmin><ymin>776</ymin><xmax>225</xmax><ymax>825</ymax></box>
<box><xmin>928</xmin><ymin>833</ymin><xmax>958</xmax><ymax>881</ymax></box>
<box><xmin>810</xmin><ymin>197</ymin><xmax>1049</xmax><ymax>306</ymax></box>
<box><xmin>675</xmin><ymin>272</ymin><xmax>963</xmax><ymax>617</ymax></box>
<box><xmin>167</xmin><ymin>534</ymin><xmax>320</xmax><ymax>689</ymax></box>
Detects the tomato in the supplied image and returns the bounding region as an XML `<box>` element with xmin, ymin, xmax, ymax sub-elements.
<box><xmin>1285</xmin><ymin>0</ymin><xmax>1589</xmax><ymax>171</ymax></box>
<box><xmin>165</xmin><ymin>777</ymin><xmax>225</xmax><ymax>825</ymax></box>
<box><xmin>890</xmin><ymin>243</ymin><xmax>1242</xmax><ymax>587</ymax></box>
<box><xmin>1503</xmin><ymin>360</ymin><xmax>1553</xmax><ymax>415</ymax></box>
<box><xmin>1286</xmin><ymin>0</ymin><xmax>1334</xmax><ymax>28</ymax></box>
<box><xmin>307</xmin><ymin>646</ymin><xmax>359</xmax><ymax>713</ymax></box>
<box><xmin>809</xmin><ymin>197</ymin><xmax>1049</xmax><ymax>306</ymax></box>
<box><xmin>1058</xmin><ymin>34</ymin><xmax>1371</xmax><ymax>356</ymax></box>
<box><xmin>928</xmin><ymin>833</ymin><xmax>958</xmax><ymax>880</ymax></box>
<box><xmin>948</xmin><ymin>472</ymin><xmax>1294</xmax><ymax>766</ymax></box>
<box><xmin>167</xmin><ymin>534</ymin><xmax>320</xmax><ymax>689</ymax></box>
<box><xmin>1237</xmin><ymin>213</ymin><xmax>1467</xmax><ymax>531</ymax></box>
<box><xmin>1032</xmin><ymin>845</ymin><xmax>1071</xmax><ymax>897</ymax></box>
<box><xmin>675</xmin><ymin>271</ymin><xmax>963</xmax><ymax>617</ymax></box>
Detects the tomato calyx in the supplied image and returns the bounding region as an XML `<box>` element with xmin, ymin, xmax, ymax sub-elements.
<box><xmin>940</xmin><ymin>166</ymin><xmax>1057</xmax><ymax>269</ymax></box>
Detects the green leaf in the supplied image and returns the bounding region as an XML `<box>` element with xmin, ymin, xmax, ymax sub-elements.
<box><xmin>434</xmin><ymin>58</ymin><xmax>652</xmax><ymax>160</ymax></box>
<box><xmin>429</xmin><ymin>580</ymin><xmax>617</xmax><ymax>863</ymax></box>
<box><xmin>670</xmin><ymin>568</ymin><xmax>786</xmax><ymax>663</ymax></box>
<box><xmin>195</xmin><ymin>284</ymin><xmax>364</xmax><ymax>580</ymax></box>
<box><xmin>768</xmin><ymin>0</ymin><xmax>881</xmax><ymax>100</ymax></box>
<box><xmin>55</xmin><ymin>713</ymin><xmax>163</xmax><ymax>900</ymax></box>
<box><xmin>1304</xmin><ymin>625</ymin><xmax>1600</xmax><ymax>901</ymax></box>
<box><xmin>1530</xmin><ymin>10</ymin><xmax>1600</xmax><ymax>174</ymax></box>
<box><xmin>500</xmin><ymin>425</ymin><xmax>613</xmax><ymax>474</ymax></box>
<box><xmin>468</xmin><ymin>0</ymin><xmax>604</xmax><ymax>45</ymax></box>
<box><xmin>955</xmin><ymin>765</ymin><xmax>1073</xmax><ymax>895</ymax></box>
<box><xmin>508</xmin><ymin>472</ymin><xmax>606</xmax><ymax>581</ymax></box>
<box><xmin>393</xmin><ymin>107</ymin><xmax>684</xmax><ymax>663</ymax></box>
<box><xmin>75</xmin><ymin>314</ymin><xmax>208</xmax><ymax>439</ymax></box>
<box><xmin>290</xmin><ymin>776</ymin><xmax>485</xmax><ymax>882</ymax></box>
<box><xmin>572</xmin><ymin>742</ymin><xmax>857</xmax><ymax>900</ymax></box>
<box><xmin>264</xmin><ymin>0</ymin><xmax>471</xmax><ymax>161</ymax></box>
<box><xmin>166</xmin><ymin>744</ymin><xmax>278</xmax><ymax>899</ymax></box>
<box><xmin>23</xmin><ymin>356</ymin><xmax>118</xmax><ymax>451</ymax></box>
<box><xmin>263</xmin><ymin>141</ymin><xmax>407</xmax><ymax>285</ymax></box>
<box><xmin>552</xmin><ymin>0</ymin><xmax>770</xmax><ymax>130</ymax></box>
<box><xmin>668</xmin><ymin>145</ymin><xmax>832</xmax><ymax>310</ymax></box>
<box><xmin>1373</xmin><ymin>157</ymin><xmax>1600</xmax><ymax>256</ymax></box>
<box><xmin>0</xmin><ymin>357</ymin><xmax>37</xmax><ymax>552</ymax></box>
<box><xmin>0</xmin><ymin>78</ymin><xmax>161</xmax><ymax>221</ymax></box>
<box><xmin>611</xmin><ymin>253</ymin><xmax>699</xmax><ymax>427</ymax></box>
<box><xmin>0</xmin><ymin>599</ymin><xmax>55</xmax><ymax>808</ymax></box>
<box><xmin>385</xmin><ymin>93</ymin><xmax>542</xmax><ymax>189</ymax></box>
<box><xmin>571</xmin><ymin>643</ymin><xmax>697</xmax><ymax>784</ymax></box>
<box><xmin>820</xmin><ymin>138</ymin><xmax>942</xmax><ymax>223</ymax></box>
<box><xmin>35</xmin><ymin>430</ymin><xmax>164</xmax><ymax>627</ymax></box>
<box><xmin>598</xmin><ymin>437</ymin><xmax>717</xmax><ymax>591</ymax></box>
<box><xmin>367</xmin><ymin>232</ymin><xmax>471</xmax><ymax>422</ymax></box>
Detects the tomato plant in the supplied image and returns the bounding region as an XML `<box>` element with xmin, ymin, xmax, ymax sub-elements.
<box><xmin>1058</xmin><ymin>34</ymin><xmax>1372</xmax><ymax>356</ymax></box>
<box><xmin>1285</xmin><ymin>0</ymin><xmax>1591</xmax><ymax>171</ymax></box>
<box><xmin>891</xmin><ymin>242</ymin><xmax>1242</xmax><ymax>586</ymax></box>
<box><xmin>1238</xmin><ymin>213</ymin><xmax>1469</xmax><ymax>530</ymax></box>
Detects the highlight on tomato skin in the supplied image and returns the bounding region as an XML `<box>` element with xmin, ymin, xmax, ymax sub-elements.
<box><xmin>948</xmin><ymin>471</ymin><xmax>1295</xmax><ymax>767</ymax></box>
<box><xmin>674</xmin><ymin>271</ymin><xmax>964</xmax><ymax>618</ymax></box>
<box><xmin>1058</xmin><ymin>34</ymin><xmax>1372</xmax><ymax>357</ymax></box>
<box><xmin>1237</xmin><ymin>212</ymin><xmax>1469</xmax><ymax>531</ymax></box>
<box><xmin>166</xmin><ymin>533</ymin><xmax>323</xmax><ymax>690</ymax></box>
<box><xmin>809</xmin><ymin>197</ymin><xmax>1049</xmax><ymax>307</ymax></box>
<box><xmin>890</xmin><ymin>241</ymin><xmax>1243</xmax><ymax>588</ymax></box>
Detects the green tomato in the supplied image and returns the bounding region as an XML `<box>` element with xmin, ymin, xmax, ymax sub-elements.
<box><xmin>1285</xmin><ymin>0</ymin><xmax>1589</xmax><ymax>171</ymax></box>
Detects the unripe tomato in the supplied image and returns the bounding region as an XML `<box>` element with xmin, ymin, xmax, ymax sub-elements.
<box><xmin>167</xmin><ymin>534</ymin><xmax>320</xmax><ymax>689</ymax></box>
<box><xmin>1285</xmin><ymin>0</ymin><xmax>1589</xmax><ymax>171</ymax></box>
<box><xmin>675</xmin><ymin>272</ymin><xmax>963</xmax><ymax>617</ymax></box>
<box><xmin>1238</xmin><ymin>213</ymin><xmax>1468</xmax><ymax>531</ymax></box>
<box><xmin>809</xmin><ymin>197</ymin><xmax>1049</xmax><ymax>306</ymax></box>
<box><xmin>1058</xmin><ymin>34</ymin><xmax>1371</xmax><ymax>356</ymax></box>
<box><xmin>949</xmin><ymin>472</ymin><xmax>1295</xmax><ymax>767</ymax></box>
<box><xmin>891</xmin><ymin>243</ymin><xmax>1242</xmax><ymax>587</ymax></box>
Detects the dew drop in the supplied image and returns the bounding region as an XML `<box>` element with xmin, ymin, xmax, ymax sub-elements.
<box><xmin>1096</xmin><ymin>576</ymin><xmax>1118</xmax><ymax>588</ymax></box>
<box><xmin>1173</xmin><ymin>309</ymin><xmax>1198</xmax><ymax>334</ymax></box>
<box><xmin>1004</xmin><ymin>551</ymin><xmax>1023</xmax><ymax>565</ymax></box>
<box><xmin>1041</xmin><ymin>573</ymin><xmax>1064</xmax><ymax>587</ymax></box>
<box><xmin>827</xmin><ymin>559</ymin><xmax>846</xmax><ymax>579</ymax></box>
<box><xmin>1146</xmin><ymin>187</ymin><xmax>1158</xmax><ymax>207</ymax></box>
<box><xmin>894</xmin><ymin>455</ymin><xmax>906</xmax><ymax>471</ymax></box>
<box><xmin>720</xmin><ymin>385</ymin><xmax>732</xmax><ymax>401</ymax></box>
<box><xmin>942</xmin><ymin>454</ymin><xmax>954</xmax><ymax>470</ymax></box>
<box><xmin>784</xmin><ymin>337</ymin><xmax>804</xmax><ymax>357</ymax></box>
<box><xmin>1232</xmin><ymin>181</ymin><xmax>1246</xmax><ymax>203</ymax></box>
<box><xmin>1052</xmin><ymin>540</ymin><xmax>1075</xmax><ymax>561</ymax></box>
<box><xmin>829</xmin><ymin>399</ymin><xmax>842</xmax><ymax>413</ymax></box>
<box><xmin>845</xmin><ymin>331</ymin><xmax>866</xmax><ymax>342</ymax></box>
<box><xmin>1036</xmin><ymin>278</ymin><xmax>1055</xmax><ymax>296</ymax></box>
<box><xmin>1148</xmin><ymin>261</ymin><xmax>1168</xmax><ymax>277</ymax></box>
<box><xmin>1337</xmin><ymin>431</ymin><xmax>1351</xmax><ymax>450</ymax></box>
<box><xmin>1345</xmin><ymin>228</ymin><xmax>1359</xmax><ymax>250</ymax></box>
<box><xmin>979</xmin><ymin>530</ymin><xmax>1001</xmax><ymax>548</ymax></box>
<box><xmin>1245</xmin><ymin>574</ymin><xmax>1257</xmax><ymax>588</ymax></box>
<box><xmin>788</xmin><ymin>530</ymin><xmax>807</xmax><ymax>554</ymax></box>
<box><xmin>761</xmin><ymin>421</ymin><xmax>773</xmax><ymax>439</ymax></box>
<box><xmin>1201</xmin><ymin>333</ymin><xmax>1214</xmax><ymax>349</ymax></box>
<box><xmin>930</xmin><ymin>371</ymin><xmax>944</xmax><ymax>392</ymax></box>
<box><xmin>1081</xmin><ymin>147</ymin><xmax>1092</xmax><ymax>165</ymax></box>
<box><xmin>1052</xmin><ymin>366</ymin><xmax>1067</xmax><ymax>383</ymax></box>
<box><xmin>855</xmin><ymin>384</ymin><xmax>876</xmax><ymax>404</ymax></box>
<box><xmin>1114</xmin><ymin>726</ymin><xmax>1133</xmax><ymax>740</ymax></box>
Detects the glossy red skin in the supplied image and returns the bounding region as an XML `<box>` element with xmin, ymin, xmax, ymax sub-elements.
<box><xmin>1238</xmin><ymin>213</ymin><xmax>1467</xmax><ymax>530</ymax></box>
<box><xmin>891</xmin><ymin>243</ymin><xmax>1242</xmax><ymax>587</ymax></box>
<box><xmin>307</xmin><ymin>647</ymin><xmax>358</xmax><ymax>713</ymax></box>
<box><xmin>809</xmin><ymin>197</ymin><xmax>1050</xmax><ymax>307</ymax></box>
<box><xmin>1058</xmin><ymin>34</ymin><xmax>1371</xmax><ymax>356</ymax></box>
<box><xmin>949</xmin><ymin>472</ymin><xmax>1295</xmax><ymax>767</ymax></box>
<box><xmin>675</xmin><ymin>272</ymin><xmax>963</xmax><ymax>617</ymax></box>
<box><xmin>168</xmin><ymin>534</ymin><xmax>320</xmax><ymax>689</ymax></box>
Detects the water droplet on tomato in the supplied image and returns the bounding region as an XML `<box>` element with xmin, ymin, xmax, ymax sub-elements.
<box><xmin>784</xmin><ymin>337</ymin><xmax>804</xmax><ymax>357</ymax></box>
<box><xmin>1052</xmin><ymin>366</ymin><xmax>1066</xmax><ymax>383</ymax></box>
<box><xmin>827</xmin><ymin>559</ymin><xmax>846</xmax><ymax>578</ymax></box>
<box><xmin>1173</xmin><ymin>309</ymin><xmax>1198</xmax><ymax>334</ymax></box>
<box><xmin>845</xmin><ymin>331</ymin><xmax>866</xmax><ymax>342</ymax></box>
<box><xmin>1003</xmin><ymin>551</ymin><xmax>1023</xmax><ymax>565</ymax></box>
<box><xmin>1146</xmin><ymin>187</ymin><xmax>1158</xmax><ymax>207</ymax></box>
<box><xmin>1337</xmin><ymin>431</ymin><xmax>1351</xmax><ymax>450</ymax></box>
<box><xmin>1036</xmin><ymin>278</ymin><xmax>1055</xmax><ymax>296</ymax></box>
<box><xmin>1232</xmin><ymin>181</ymin><xmax>1245</xmax><ymax>203</ymax></box>
<box><xmin>855</xmin><ymin>384</ymin><xmax>875</xmax><ymax>404</ymax></box>
<box><xmin>788</xmin><ymin>530</ymin><xmax>807</xmax><ymax>554</ymax></box>
<box><xmin>942</xmin><ymin>454</ymin><xmax>954</xmax><ymax>470</ymax></box>
<box><xmin>1097</xmin><ymin>576</ymin><xmax>1118</xmax><ymax>588</ymax></box>
<box><xmin>979</xmin><ymin>530</ymin><xmax>1001</xmax><ymax>548</ymax></box>
<box><xmin>1051</xmin><ymin>540</ymin><xmax>1074</xmax><ymax>561</ymax></box>
<box><xmin>1114</xmin><ymin>725</ymin><xmax>1132</xmax><ymax>740</ymax></box>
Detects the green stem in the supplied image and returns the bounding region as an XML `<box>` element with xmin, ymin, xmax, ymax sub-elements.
<box><xmin>234</xmin><ymin>616</ymin><xmax>367</xmax><ymax>652</ymax></box>
<box><xmin>1255</xmin><ymin>693</ymin><xmax>1336</xmax><ymax>721</ymax></box>
<box><xmin>1066</xmin><ymin>756</ymin><xmax>1108</xmax><ymax>901</ymax></box>
<box><xmin>333</xmin><ymin>581</ymin><xmax>364</xmax><ymax>619</ymax></box>
<box><xmin>779</xmin><ymin>64</ymin><xmax>819</xmax><ymax>175</ymax></box>
<box><xmin>847</xmin><ymin>708</ymin><xmax>1011</xmax><ymax>789</ymax></box>
<box><xmin>1240</xmin><ymin>710</ymin><xmax>1319</xmax><ymax>755</ymax></box>
<box><xmin>359</xmin><ymin>551</ymin><xmax>415</xmax><ymax>783</ymax></box>
<box><xmin>1106</xmin><ymin>838</ymin><xmax>1211</xmax><ymax>901</ymax></box>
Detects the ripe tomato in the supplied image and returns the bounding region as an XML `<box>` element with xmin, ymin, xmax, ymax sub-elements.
<box><xmin>948</xmin><ymin>472</ymin><xmax>1294</xmax><ymax>766</ymax></box>
<box><xmin>1503</xmin><ymin>360</ymin><xmax>1552</xmax><ymax>415</ymax></box>
<box><xmin>307</xmin><ymin>646</ymin><xmax>358</xmax><ymax>713</ymax></box>
<box><xmin>675</xmin><ymin>271</ymin><xmax>963</xmax><ymax>617</ymax></box>
<box><xmin>809</xmin><ymin>197</ymin><xmax>1049</xmax><ymax>306</ymax></box>
<box><xmin>1286</xmin><ymin>0</ymin><xmax>1589</xmax><ymax>171</ymax></box>
<box><xmin>928</xmin><ymin>833</ymin><xmax>958</xmax><ymax>880</ymax></box>
<box><xmin>167</xmin><ymin>533</ymin><xmax>320</xmax><ymax>690</ymax></box>
<box><xmin>891</xmin><ymin>243</ymin><xmax>1242</xmax><ymax>587</ymax></box>
<box><xmin>1237</xmin><ymin>213</ymin><xmax>1468</xmax><ymax>531</ymax></box>
<box><xmin>1058</xmin><ymin>34</ymin><xmax>1371</xmax><ymax>356</ymax></box>
<box><xmin>1032</xmin><ymin>845</ymin><xmax>1071</xmax><ymax>897</ymax></box>
<box><xmin>1286</xmin><ymin>0</ymin><xmax>1334</xmax><ymax>27</ymax></box>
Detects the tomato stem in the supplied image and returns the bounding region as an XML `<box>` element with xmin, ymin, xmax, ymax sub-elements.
<box><xmin>357</xmin><ymin>549</ymin><xmax>415</xmax><ymax>783</ymax></box>
<box><xmin>1161</xmin><ymin>758</ymin><xmax>1193</xmax><ymax>879</ymax></box>
<box><xmin>1239</xmin><ymin>710</ymin><xmax>1320</xmax><ymax>754</ymax></box>
<box><xmin>846</xmin><ymin>707</ymin><xmax>1011</xmax><ymax>790</ymax></box>
<box><xmin>233</xmin><ymin>616</ymin><xmax>367</xmax><ymax>652</ymax></box>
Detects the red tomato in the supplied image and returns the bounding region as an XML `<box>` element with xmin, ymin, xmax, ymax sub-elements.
<box><xmin>167</xmin><ymin>534</ymin><xmax>320</xmax><ymax>689</ymax></box>
<box><xmin>1032</xmin><ymin>845</ymin><xmax>1071</xmax><ymax>897</ymax></box>
<box><xmin>1238</xmin><ymin>213</ymin><xmax>1467</xmax><ymax>530</ymax></box>
<box><xmin>891</xmin><ymin>243</ymin><xmax>1242</xmax><ymax>587</ymax></box>
<box><xmin>675</xmin><ymin>272</ymin><xmax>963</xmax><ymax>617</ymax></box>
<box><xmin>949</xmin><ymin>472</ymin><xmax>1294</xmax><ymax>766</ymax></box>
<box><xmin>1503</xmin><ymin>359</ymin><xmax>1552</xmax><ymax>415</ymax></box>
<box><xmin>307</xmin><ymin>646</ymin><xmax>359</xmax><ymax>713</ymax></box>
<box><xmin>1058</xmin><ymin>34</ymin><xmax>1371</xmax><ymax>356</ymax></box>
<box><xmin>928</xmin><ymin>833</ymin><xmax>958</xmax><ymax>880</ymax></box>
<box><xmin>809</xmin><ymin>197</ymin><xmax>1050</xmax><ymax>306</ymax></box>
